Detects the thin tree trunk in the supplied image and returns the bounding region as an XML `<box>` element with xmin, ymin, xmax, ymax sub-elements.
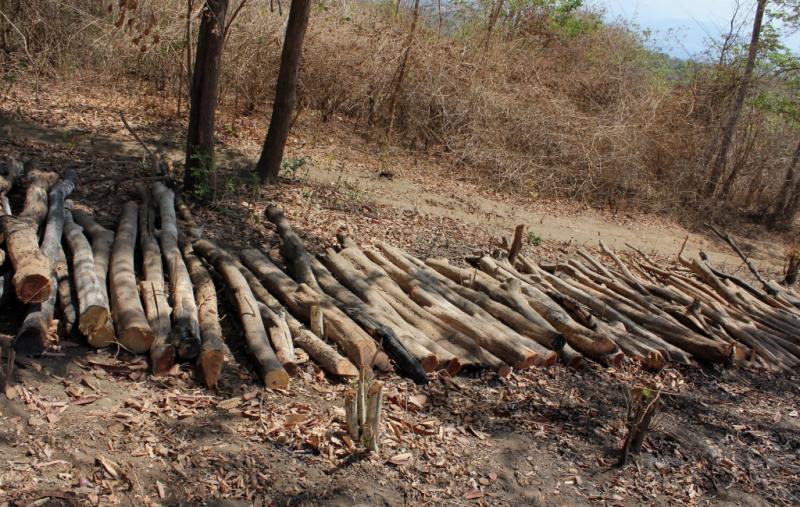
<box><xmin>386</xmin><ymin>0</ymin><xmax>420</xmax><ymax>135</ymax></box>
<box><xmin>255</xmin><ymin>0</ymin><xmax>312</xmax><ymax>184</ymax></box>
<box><xmin>704</xmin><ymin>0</ymin><xmax>767</xmax><ymax>196</ymax></box>
<box><xmin>183</xmin><ymin>0</ymin><xmax>228</xmax><ymax>192</ymax></box>
<box><xmin>770</xmin><ymin>138</ymin><xmax>800</xmax><ymax>229</ymax></box>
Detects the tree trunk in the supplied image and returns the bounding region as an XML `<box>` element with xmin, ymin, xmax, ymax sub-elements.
<box><xmin>770</xmin><ymin>138</ymin><xmax>800</xmax><ymax>229</ymax></box>
<box><xmin>704</xmin><ymin>0</ymin><xmax>767</xmax><ymax>196</ymax></box>
<box><xmin>184</xmin><ymin>0</ymin><xmax>229</xmax><ymax>192</ymax></box>
<box><xmin>110</xmin><ymin>202</ymin><xmax>155</xmax><ymax>354</ymax></box>
<box><xmin>192</xmin><ymin>239</ymin><xmax>290</xmax><ymax>388</ymax></box>
<box><xmin>152</xmin><ymin>183</ymin><xmax>201</xmax><ymax>359</ymax></box>
<box><xmin>255</xmin><ymin>0</ymin><xmax>312</xmax><ymax>184</ymax></box>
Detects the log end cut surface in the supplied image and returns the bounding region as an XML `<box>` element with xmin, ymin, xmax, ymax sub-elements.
<box><xmin>13</xmin><ymin>271</ymin><xmax>52</xmax><ymax>304</ymax></box>
<box><xmin>263</xmin><ymin>369</ymin><xmax>291</xmax><ymax>389</ymax></box>
<box><xmin>200</xmin><ymin>350</ymin><xmax>225</xmax><ymax>388</ymax></box>
<box><xmin>119</xmin><ymin>327</ymin><xmax>155</xmax><ymax>354</ymax></box>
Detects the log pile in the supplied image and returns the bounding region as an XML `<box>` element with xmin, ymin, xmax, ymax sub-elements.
<box><xmin>2</xmin><ymin>157</ymin><xmax>799</xmax><ymax>390</ymax></box>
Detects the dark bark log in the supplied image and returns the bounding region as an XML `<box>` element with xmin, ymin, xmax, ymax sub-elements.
<box><xmin>310</xmin><ymin>256</ymin><xmax>430</xmax><ymax>383</ymax></box>
<box><xmin>256</xmin><ymin>0</ymin><xmax>312</xmax><ymax>184</ymax></box>
<box><xmin>193</xmin><ymin>239</ymin><xmax>290</xmax><ymax>388</ymax></box>
<box><xmin>110</xmin><ymin>202</ymin><xmax>155</xmax><ymax>353</ymax></box>
<box><xmin>184</xmin><ymin>0</ymin><xmax>229</xmax><ymax>192</ymax></box>
<box><xmin>14</xmin><ymin>171</ymin><xmax>76</xmax><ymax>354</ymax></box>
<box><xmin>152</xmin><ymin>183</ymin><xmax>201</xmax><ymax>359</ymax></box>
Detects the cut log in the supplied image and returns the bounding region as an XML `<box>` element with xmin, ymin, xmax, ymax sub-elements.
<box><xmin>264</xmin><ymin>203</ymin><xmax>320</xmax><ymax>291</ymax></box>
<box><xmin>14</xmin><ymin>171</ymin><xmax>76</xmax><ymax>354</ymax></box>
<box><xmin>364</xmin><ymin>380</ymin><xmax>384</xmax><ymax>454</ymax></box>
<box><xmin>54</xmin><ymin>248</ymin><xmax>77</xmax><ymax>337</ymax></box>
<box><xmin>320</xmin><ymin>249</ymin><xmax>461</xmax><ymax>373</ymax></box>
<box><xmin>63</xmin><ymin>209</ymin><xmax>115</xmax><ymax>348</ymax></box>
<box><xmin>70</xmin><ymin>207</ymin><xmax>116</xmax><ymax>343</ymax></box>
<box><xmin>192</xmin><ymin>239</ymin><xmax>289</xmax><ymax>388</ymax></box>
<box><xmin>474</xmin><ymin>256</ymin><xmax>618</xmax><ymax>361</ymax></box>
<box><xmin>508</xmin><ymin>224</ymin><xmax>526</xmax><ymax>265</ymax></box>
<box><xmin>309</xmin><ymin>256</ymin><xmax>430</xmax><ymax>383</ymax></box>
<box><xmin>257</xmin><ymin>302</ymin><xmax>298</xmax><ymax>375</ymax></box>
<box><xmin>136</xmin><ymin>188</ymin><xmax>174</xmax><ymax>374</ymax></box>
<box><xmin>152</xmin><ymin>183</ymin><xmax>200</xmax><ymax>359</ymax></box>
<box><xmin>182</xmin><ymin>240</ymin><xmax>227</xmax><ymax>388</ymax></box>
<box><xmin>338</xmin><ymin>241</ymin><xmax>488</xmax><ymax>371</ymax></box>
<box><xmin>0</xmin><ymin>170</ymin><xmax>59</xmax><ymax>303</ymax></box>
<box><xmin>235</xmin><ymin>259</ymin><xmax>357</xmax><ymax>377</ymax></box>
<box><xmin>109</xmin><ymin>202</ymin><xmax>154</xmax><ymax>353</ymax></box>
<box><xmin>361</xmin><ymin>248</ymin><xmax>511</xmax><ymax>375</ymax></box>
<box><xmin>425</xmin><ymin>257</ymin><xmax>564</xmax><ymax>356</ymax></box>
<box><xmin>239</xmin><ymin>247</ymin><xmax>391</xmax><ymax>371</ymax></box>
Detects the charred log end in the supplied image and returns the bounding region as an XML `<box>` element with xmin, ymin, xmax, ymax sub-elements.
<box><xmin>152</xmin><ymin>344</ymin><xmax>177</xmax><ymax>376</ymax></box>
<box><xmin>119</xmin><ymin>328</ymin><xmax>155</xmax><ymax>354</ymax></box>
<box><xmin>551</xmin><ymin>333</ymin><xmax>567</xmax><ymax>352</ymax></box>
<box><xmin>263</xmin><ymin>369</ymin><xmax>290</xmax><ymax>389</ymax></box>
<box><xmin>13</xmin><ymin>328</ymin><xmax>48</xmax><ymax>356</ymax></box>
<box><xmin>170</xmin><ymin>323</ymin><xmax>201</xmax><ymax>360</ymax></box>
<box><xmin>199</xmin><ymin>350</ymin><xmax>225</xmax><ymax>389</ymax></box>
<box><xmin>13</xmin><ymin>273</ymin><xmax>52</xmax><ymax>304</ymax></box>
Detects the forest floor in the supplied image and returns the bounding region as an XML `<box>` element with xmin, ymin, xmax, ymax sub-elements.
<box><xmin>0</xmin><ymin>79</ymin><xmax>798</xmax><ymax>506</ymax></box>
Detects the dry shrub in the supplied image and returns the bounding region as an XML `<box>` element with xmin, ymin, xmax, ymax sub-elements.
<box><xmin>0</xmin><ymin>0</ymin><xmax>797</xmax><ymax>217</ymax></box>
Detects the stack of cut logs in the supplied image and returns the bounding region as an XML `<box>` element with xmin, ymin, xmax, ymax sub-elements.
<box><xmin>2</xmin><ymin>160</ymin><xmax>799</xmax><ymax>391</ymax></box>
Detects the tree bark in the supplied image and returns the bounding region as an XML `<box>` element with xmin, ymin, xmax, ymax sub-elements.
<box><xmin>193</xmin><ymin>239</ymin><xmax>290</xmax><ymax>388</ymax></box>
<box><xmin>152</xmin><ymin>183</ymin><xmax>201</xmax><ymax>359</ymax></box>
<box><xmin>704</xmin><ymin>0</ymin><xmax>767</xmax><ymax>196</ymax></box>
<box><xmin>184</xmin><ymin>0</ymin><xmax>229</xmax><ymax>192</ymax></box>
<box><xmin>110</xmin><ymin>202</ymin><xmax>155</xmax><ymax>354</ymax></box>
<box><xmin>255</xmin><ymin>0</ymin><xmax>312</xmax><ymax>184</ymax></box>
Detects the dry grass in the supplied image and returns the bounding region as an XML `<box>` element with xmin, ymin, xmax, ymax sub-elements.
<box><xmin>0</xmin><ymin>0</ymin><xmax>797</xmax><ymax>220</ymax></box>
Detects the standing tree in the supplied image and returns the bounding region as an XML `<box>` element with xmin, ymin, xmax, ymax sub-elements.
<box><xmin>255</xmin><ymin>0</ymin><xmax>312</xmax><ymax>184</ymax></box>
<box><xmin>704</xmin><ymin>0</ymin><xmax>768</xmax><ymax>196</ymax></box>
<box><xmin>184</xmin><ymin>0</ymin><xmax>229</xmax><ymax>193</ymax></box>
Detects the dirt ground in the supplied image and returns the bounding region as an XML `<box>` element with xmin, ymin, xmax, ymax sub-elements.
<box><xmin>1</xmin><ymin>80</ymin><xmax>799</xmax><ymax>506</ymax></box>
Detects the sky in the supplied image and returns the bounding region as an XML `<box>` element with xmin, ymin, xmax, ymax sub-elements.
<box><xmin>598</xmin><ymin>0</ymin><xmax>800</xmax><ymax>59</ymax></box>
